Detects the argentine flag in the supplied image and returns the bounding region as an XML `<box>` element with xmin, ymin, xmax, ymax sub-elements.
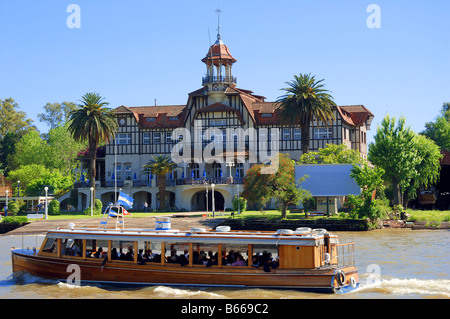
<box><xmin>117</xmin><ymin>192</ymin><xmax>134</xmax><ymax>209</ymax></box>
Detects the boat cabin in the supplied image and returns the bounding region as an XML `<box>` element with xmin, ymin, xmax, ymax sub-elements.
<box><xmin>38</xmin><ymin>224</ymin><xmax>353</xmax><ymax>271</ymax></box>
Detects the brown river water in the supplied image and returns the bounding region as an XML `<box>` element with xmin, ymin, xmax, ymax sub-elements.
<box><xmin>0</xmin><ymin>229</ymin><xmax>448</xmax><ymax>299</ymax></box>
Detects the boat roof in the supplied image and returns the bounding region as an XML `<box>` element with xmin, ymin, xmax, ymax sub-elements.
<box><xmin>45</xmin><ymin>227</ymin><xmax>338</xmax><ymax>247</ymax></box>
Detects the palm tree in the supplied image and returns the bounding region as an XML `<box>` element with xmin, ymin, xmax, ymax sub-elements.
<box><xmin>276</xmin><ymin>74</ymin><xmax>336</xmax><ymax>154</ymax></box>
<box><xmin>142</xmin><ymin>155</ymin><xmax>179</xmax><ymax>210</ymax></box>
<box><xmin>68</xmin><ymin>92</ymin><xmax>118</xmax><ymax>200</ymax></box>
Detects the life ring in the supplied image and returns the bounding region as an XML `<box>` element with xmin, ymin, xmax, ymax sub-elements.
<box><xmin>277</xmin><ymin>229</ymin><xmax>293</xmax><ymax>235</ymax></box>
<box><xmin>336</xmin><ymin>270</ymin><xmax>346</xmax><ymax>286</ymax></box>
<box><xmin>294</xmin><ymin>227</ymin><xmax>311</xmax><ymax>234</ymax></box>
<box><xmin>190</xmin><ymin>228</ymin><xmax>206</xmax><ymax>233</ymax></box>
<box><xmin>350</xmin><ymin>276</ymin><xmax>357</xmax><ymax>288</ymax></box>
<box><xmin>216</xmin><ymin>226</ymin><xmax>231</xmax><ymax>232</ymax></box>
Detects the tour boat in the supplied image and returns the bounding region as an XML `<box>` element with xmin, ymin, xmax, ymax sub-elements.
<box><xmin>11</xmin><ymin>205</ymin><xmax>359</xmax><ymax>294</ymax></box>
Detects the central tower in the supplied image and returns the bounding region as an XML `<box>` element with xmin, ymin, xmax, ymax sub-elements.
<box><xmin>201</xmin><ymin>11</ymin><xmax>237</xmax><ymax>96</ymax></box>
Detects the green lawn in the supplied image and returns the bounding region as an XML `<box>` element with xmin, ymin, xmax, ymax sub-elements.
<box><xmin>20</xmin><ymin>208</ymin><xmax>450</xmax><ymax>223</ymax></box>
<box><xmin>406</xmin><ymin>209</ymin><xmax>450</xmax><ymax>222</ymax></box>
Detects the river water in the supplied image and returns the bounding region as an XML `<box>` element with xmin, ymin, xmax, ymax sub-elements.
<box><xmin>0</xmin><ymin>229</ymin><xmax>448</xmax><ymax>299</ymax></box>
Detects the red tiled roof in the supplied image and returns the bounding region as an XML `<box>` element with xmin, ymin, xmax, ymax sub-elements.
<box><xmin>115</xmin><ymin>105</ymin><xmax>187</xmax><ymax>129</ymax></box>
<box><xmin>202</xmin><ymin>43</ymin><xmax>236</xmax><ymax>65</ymax></box>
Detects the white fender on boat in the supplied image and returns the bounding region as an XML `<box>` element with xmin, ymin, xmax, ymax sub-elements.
<box><xmin>215</xmin><ymin>226</ymin><xmax>231</xmax><ymax>232</ymax></box>
<box><xmin>294</xmin><ymin>227</ymin><xmax>312</xmax><ymax>234</ymax></box>
<box><xmin>350</xmin><ymin>276</ymin><xmax>357</xmax><ymax>288</ymax></box>
<box><xmin>190</xmin><ymin>228</ymin><xmax>206</xmax><ymax>233</ymax></box>
<box><xmin>336</xmin><ymin>270</ymin><xmax>346</xmax><ymax>286</ymax></box>
<box><xmin>276</xmin><ymin>229</ymin><xmax>293</xmax><ymax>235</ymax></box>
<box><xmin>312</xmin><ymin>228</ymin><xmax>327</xmax><ymax>234</ymax></box>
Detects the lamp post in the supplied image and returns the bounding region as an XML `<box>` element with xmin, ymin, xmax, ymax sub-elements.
<box><xmin>90</xmin><ymin>187</ymin><xmax>94</xmax><ymax>216</ymax></box>
<box><xmin>5</xmin><ymin>190</ymin><xmax>8</xmax><ymax>216</ymax></box>
<box><xmin>204</xmin><ymin>181</ymin><xmax>209</xmax><ymax>215</ymax></box>
<box><xmin>44</xmin><ymin>186</ymin><xmax>48</xmax><ymax>220</ymax></box>
<box><xmin>17</xmin><ymin>180</ymin><xmax>20</xmax><ymax>197</ymax></box>
<box><xmin>237</xmin><ymin>184</ymin><xmax>241</xmax><ymax>215</ymax></box>
<box><xmin>211</xmin><ymin>183</ymin><xmax>215</xmax><ymax>218</ymax></box>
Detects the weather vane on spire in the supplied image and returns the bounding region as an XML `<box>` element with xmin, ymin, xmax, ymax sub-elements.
<box><xmin>215</xmin><ymin>9</ymin><xmax>222</xmax><ymax>41</ymax></box>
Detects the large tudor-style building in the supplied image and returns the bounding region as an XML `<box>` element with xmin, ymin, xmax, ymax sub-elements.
<box><xmin>74</xmin><ymin>31</ymin><xmax>374</xmax><ymax>212</ymax></box>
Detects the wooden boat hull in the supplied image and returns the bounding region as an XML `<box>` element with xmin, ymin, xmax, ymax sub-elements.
<box><xmin>12</xmin><ymin>249</ymin><xmax>359</xmax><ymax>294</ymax></box>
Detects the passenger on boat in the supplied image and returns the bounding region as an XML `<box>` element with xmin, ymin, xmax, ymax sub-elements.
<box><xmin>111</xmin><ymin>248</ymin><xmax>119</xmax><ymax>260</ymax></box>
<box><xmin>60</xmin><ymin>239</ymin><xmax>68</xmax><ymax>255</ymax></box>
<box><xmin>251</xmin><ymin>255</ymin><xmax>260</xmax><ymax>268</ymax></box>
<box><xmin>94</xmin><ymin>247</ymin><xmax>103</xmax><ymax>258</ymax></box>
<box><xmin>231</xmin><ymin>254</ymin><xmax>246</xmax><ymax>266</ymax></box>
<box><xmin>72</xmin><ymin>240</ymin><xmax>82</xmax><ymax>257</ymax></box>
<box><xmin>324</xmin><ymin>248</ymin><xmax>330</xmax><ymax>265</ymax></box>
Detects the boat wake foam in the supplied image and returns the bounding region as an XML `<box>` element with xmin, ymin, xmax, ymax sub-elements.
<box><xmin>356</xmin><ymin>278</ymin><xmax>450</xmax><ymax>298</ymax></box>
<box><xmin>152</xmin><ymin>286</ymin><xmax>227</xmax><ymax>299</ymax></box>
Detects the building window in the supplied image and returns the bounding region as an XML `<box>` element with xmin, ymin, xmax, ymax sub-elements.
<box><xmin>293</xmin><ymin>128</ymin><xmax>301</xmax><ymax>140</ymax></box>
<box><xmin>153</xmin><ymin>132</ymin><xmax>161</xmax><ymax>144</ymax></box>
<box><xmin>143</xmin><ymin>133</ymin><xmax>150</xmax><ymax>144</ymax></box>
<box><xmin>210</xmin><ymin>119</ymin><xmax>226</xmax><ymax>127</ymax></box>
<box><xmin>282</xmin><ymin>128</ymin><xmax>291</xmax><ymax>141</ymax></box>
<box><xmin>166</xmin><ymin>131</ymin><xmax>173</xmax><ymax>144</ymax></box>
<box><xmin>169</xmin><ymin>116</ymin><xmax>179</xmax><ymax>121</ymax></box>
<box><xmin>116</xmin><ymin>133</ymin><xmax>131</xmax><ymax>145</ymax></box>
<box><xmin>124</xmin><ymin>163</ymin><xmax>132</xmax><ymax>181</ymax></box>
<box><xmin>191</xmin><ymin>163</ymin><xmax>199</xmax><ymax>179</ymax></box>
<box><xmin>314</xmin><ymin>127</ymin><xmax>333</xmax><ymax>139</ymax></box>
<box><xmin>236</xmin><ymin>163</ymin><xmax>244</xmax><ymax>178</ymax></box>
<box><xmin>115</xmin><ymin>164</ymin><xmax>123</xmax><ymax>181</ymax></box>
<box><xmin>146</xmin><ymin>117</ymin><xmax>156</xmax><ymax>122</ymax></box>
<box><xmin>261</xmin><ymin>113</ymin><xmax>272</xmax><ymax>118</ymax></box>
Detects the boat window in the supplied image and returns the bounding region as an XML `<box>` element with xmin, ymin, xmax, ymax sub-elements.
<box><xmin>252</xmin><ymin>244</ymin><xmax>279</xmax><ymax>270</ymax></box>
<box><xmin>60</xmin><ymin>238</ymin><xmax>83</xmax><ymax>257</ymax></box>
<box><xmin>193</xmin><ymin>243</ymin><xmax>219</xmax><ymax>266</ymax></box>
<box><xmin>165</xmin><ymin>242</ymin><xmax>190</xmax><ymax>266</ymax></box>
<box><xmin>92</xmin><ymin>240</ymin><xmax>108</xmax><ymax>259</ymax></box>
<box><xmin>137</xmin><ymin>241</ymin><xmax>163</xmax><ymax>263</ymax></box>
<box><xmin>222</xmin><ymin>244</ymin><xmax>248</xmax><ymax>266</ymax></box>
<box><xmin>42</xmin><ymin>238</ymin><xmax>57</xmax><ymax>254</ymax></box>
<box><xmin>110</xmin><ymin>240</ymin><xmax>135</xmax><ymax>261</ymax></box>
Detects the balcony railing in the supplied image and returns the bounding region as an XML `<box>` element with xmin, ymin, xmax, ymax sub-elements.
<box><xmin>75</xmin><ymin>177</ymin><xmax>244</xmax><ymax>189</ymax></box>
<box><xmin>202</xmin><ymin>75</ymin><xmax>237</xmax><ymax>86</ymax></box>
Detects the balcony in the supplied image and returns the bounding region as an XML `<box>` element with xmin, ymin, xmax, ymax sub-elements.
<box><xmin>202</xmin><ymin>75</ymin><xmax>237</xmax><ymax>86</ymax></box>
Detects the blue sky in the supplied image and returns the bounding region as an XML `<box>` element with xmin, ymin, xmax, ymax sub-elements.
<box><xmin>0</xmin><ymin>0</ymin><xmax>449</xmax><ymax>145</ymax></box>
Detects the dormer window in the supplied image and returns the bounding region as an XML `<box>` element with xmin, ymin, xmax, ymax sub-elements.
<box><xmin>146</xmin><ymin>117</ymin><xmax>156</xmax><ymax>122</ymax></box>
<box><xmin>169</xmin><ymin>116</ymin><xmax>179</xmax><ymax>121</ymax></box>
<box><xmin>261</xmin><ymin>113</ymin><xmax>272</xmax><ymax>118</ymax></box>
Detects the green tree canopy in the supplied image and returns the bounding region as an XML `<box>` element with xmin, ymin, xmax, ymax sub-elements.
<box><xmin>422</xmin><ymin>102</ymin><xmax>450</xmax><ymax>150</ymax></box>
<box><xmin>276</xmin><ymin>74</ymin><xmax>336</xmax><ymax>154</ymax></box>
<box><xmin>369</xmin><ymin>114</ymin><xmax>442</xmax><ymax>206</ymax></box>
<box><xmin>0</xmin><ymin>98</ymin><xmax>35</xmax><ymax>140</ymax></box>
<box><xmin>242</xmin><ymin>153</ymin><xmax>311</xmax><ymax>218</ymax></box>
<box><xmin>299</xmin><ymin>143</ymin><xmax>362</xmax><ymax>164</ymax></box>
<box><xmin>38</xmin><ymin>101</ymin><xmax>77</xmax><ymax>130</ymax></box>
<box><xmin>142</xmin><ymin>155</ymin><xmax>178</xmax><ymax>210</ymax></box>
<box><xmin>68</xmin><ymin>92</ymin><xmax>118</xmax><ymax>200</ymax></box>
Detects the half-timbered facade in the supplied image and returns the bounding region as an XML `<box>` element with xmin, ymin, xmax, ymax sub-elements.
<box><xmin>76</xmin><ymin>31</ymin><xmax>374</xmax><ymax>212</ymax></box>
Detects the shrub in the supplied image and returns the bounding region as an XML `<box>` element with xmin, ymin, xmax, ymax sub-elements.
<box><xmin>83</xmin><ymin>199</ymin><xmax>103</xmax><ymax>215</ymax></box>
<box><xmin>2</xmin><ymin>216</ymin><xmax>28</xmax><ymax>225</ymax></box>
<box><xmin>7</xmin><ymin>201</ymin><xmax>20</xmax><ymax>216</ymax></box>
<box><xmin>232</xmin><ymin>195</ymin><xmax>247</xmax><ymax>213</ymax></box>
<box><xmin>48</xmin><ymin>199</ymin><xmax>61</xmax><ymax>216</ymax></box>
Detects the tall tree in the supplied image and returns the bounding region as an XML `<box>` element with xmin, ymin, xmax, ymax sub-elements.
<box><xmin>0</xmin><ymin>98</ymin><xmax>35</xmax><ymax>140</ymax></box>
<box><xmin>242</xmin><ymin>153</ymin><xmax>311</xmax><ymax>218</ymax></box>
<box><xmin>422</xmin><ymin>102</ymin><xmax>450</xmax><ymax>150</ymax></box>
<box><xmin>368</xmin><ymin>114</ymin><xmax>442</xmax><ymax>206</ymax></box>
<box><xmin>276</xmin><ymin>74</ymin><xmax>336</xmax><ymax>154</ymax></box>
<box><xmin>67</xmin><ymin>93</ymin><xmax>118</xmax><ymax>200</ymax></box>
<box><xmin>142</xmin><ymin>155</ymin><xmax>178</xmax><ymax>210</ymax></box>
<box><xmin>38</xmin><ymin>101</ymin><xmax>77</xmax><ymax>130</ymax></box>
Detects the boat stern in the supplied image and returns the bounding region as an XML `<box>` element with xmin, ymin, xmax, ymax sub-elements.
<box><xmin>332</xmin><ymin>267</ymin><xmax>360</xmax><ymax>294</ymax></box>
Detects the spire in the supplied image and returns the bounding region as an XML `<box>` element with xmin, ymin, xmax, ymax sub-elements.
<box><xmin>215</xmin><ymin>9</ymin><xmax>223</xmax><ymax>45</ymax></box>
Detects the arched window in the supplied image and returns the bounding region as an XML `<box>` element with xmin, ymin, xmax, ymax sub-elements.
<box><xmin>191</xmin><ymin>163</ymin><xmax>199</xmax><ymax>179</ymax></box>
